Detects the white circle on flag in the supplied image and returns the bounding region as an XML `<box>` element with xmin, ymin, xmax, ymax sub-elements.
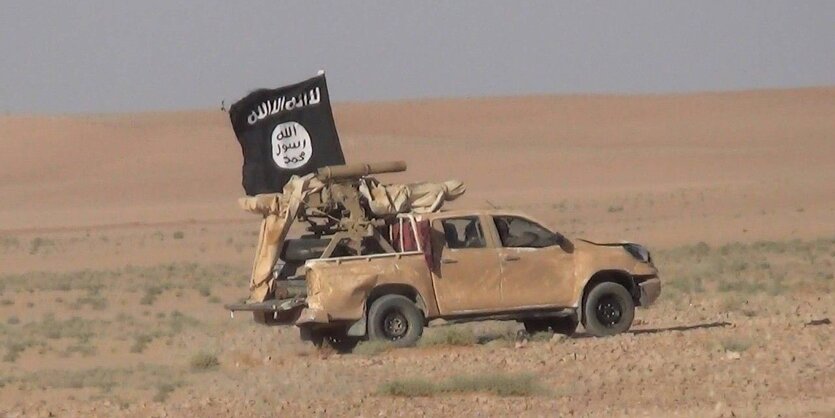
<box><xmin>271</xmin><ymin>121</ymin><xmax>312</xmax><ymax>169</ymax></box>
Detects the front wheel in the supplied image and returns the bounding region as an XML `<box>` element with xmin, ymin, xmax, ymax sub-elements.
<box><xmin>367</xmin><ymin>294</ymin><xmax>424</xmax><ymax>346</ymax></box>
<box><xmin>582</xmin><ymin>282</ymin><xmax>635</xmax><ymax>337</ymax></box>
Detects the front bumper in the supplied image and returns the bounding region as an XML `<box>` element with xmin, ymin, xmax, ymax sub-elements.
<box><xmin>638</xmin><ymin>277</ymin><xmax>661</xmax><ymax>306</ymax></box>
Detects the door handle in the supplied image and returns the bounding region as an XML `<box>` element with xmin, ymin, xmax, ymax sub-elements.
<box><xmin>503</xmin><ymin>255</ymin><xmax>521</xmax><ymax>262</ymax></box>
<box><xmin>441</xmin><ymin>258</ymin><xmax>458</xmax><ymax>264</ymax></box>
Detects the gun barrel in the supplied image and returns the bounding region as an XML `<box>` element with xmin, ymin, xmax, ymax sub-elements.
<box><xmin>316</xmin><ymin>161</ymin><xmax>406</xmax><ymax>181</ymax></box>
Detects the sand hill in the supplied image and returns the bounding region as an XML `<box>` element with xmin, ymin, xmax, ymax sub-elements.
<box><xmin>1</xmin><ymin>87</ymin><xmax>832</xmax><ymax>243</ymax></box>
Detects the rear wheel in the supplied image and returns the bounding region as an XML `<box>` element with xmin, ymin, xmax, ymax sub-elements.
<box><xmin>367</xmin><ymin>294</ymin><xmax>424</xmax><ymax>346</ymax></box>
<box><xmin>582</xmin><ymin>282</ymin><xmax>635</xmax><ymax>337</ymax></box>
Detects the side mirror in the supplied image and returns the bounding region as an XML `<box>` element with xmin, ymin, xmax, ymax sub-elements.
<box><xmin>556</xmin><ymin>234</ymin><xmax>574</xmax><ymax>253</ymax></box>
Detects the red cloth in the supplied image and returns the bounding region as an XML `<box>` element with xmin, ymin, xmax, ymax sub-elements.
<box><xmin>390</xmin><ymin>220</ymin><xmax>433</xmax><ymax>268</ymax></box>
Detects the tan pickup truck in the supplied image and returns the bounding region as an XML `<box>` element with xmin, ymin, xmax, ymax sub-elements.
<box><xmin>229</xmin><ymin>209</ymin><xmax>660</xmax><ymax>352</ymax></box>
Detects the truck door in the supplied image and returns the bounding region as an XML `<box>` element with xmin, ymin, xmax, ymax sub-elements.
<box><xmin>490</xmin><ymin>215</ymin><xmax>575</xmax><ymax>309</ymax></box>
<box><xmin>431</xmin><ymin>216</ymin><xmax>503</xmax><ymax>314</ymax></box>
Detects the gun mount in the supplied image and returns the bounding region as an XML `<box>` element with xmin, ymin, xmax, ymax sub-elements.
<box><xmin>240</xmin><ymin>161</ymin><xmax>465</xmax><ymax>303</ymax></box>
<box><xmin>295</xmin><ymin>161</ymin><xmax>408</xmax><ymax>256</ymax></box>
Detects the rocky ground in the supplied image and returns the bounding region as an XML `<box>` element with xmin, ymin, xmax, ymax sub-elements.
<box><xmin>1</xmin><ymin>231</ymin><xmax>832</xmax><ymax>418</ymax></box>
<box><xmin>1</xmin><ymin>89</ymin><xmax>833</xmax><ymax>416</ymax></box>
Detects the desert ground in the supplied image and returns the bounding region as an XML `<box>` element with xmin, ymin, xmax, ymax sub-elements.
<box><xmin>0</xmin><ymin>87</ymin><xmax>833</xmax><ymax>417</ymax></box>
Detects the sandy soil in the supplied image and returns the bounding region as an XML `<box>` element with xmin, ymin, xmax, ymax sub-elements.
<box><xmin>0</xmin><ymin>87</ymin><xmax>833</xmax><ymax>417</ymax></box>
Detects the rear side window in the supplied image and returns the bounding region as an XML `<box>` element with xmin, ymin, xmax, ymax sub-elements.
<box><xmin>439</xmin><ymin>217</ymin><xmax>486</xmax><ymax>249</ymax></box>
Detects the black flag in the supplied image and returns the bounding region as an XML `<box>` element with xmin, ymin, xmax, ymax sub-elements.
<box><xmin>229</xmin><ymin>74</ymin><xmax>346</xmax><ymax>195</ymax></box>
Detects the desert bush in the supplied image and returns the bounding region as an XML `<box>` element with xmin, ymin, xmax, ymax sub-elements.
<box><xmin>140</xmin><ymin>286</ymin><xmax>164</xmax><ymax>305</ymax></box>
<box><xmin>378</xmin><ymin>373</ymin><xmax>542</xmax><ymax>397</ymax></box>
<box><xmin>70</xmin><ymin>295</ymin><xmax>109</xmax><ymax>310</ymax></box>
<box><xmin>29</xmin><ymin>237</ymin><xmax>56</xmax><ymax>254</ymax></box>
<box><xmin>189</xmin><ymin>351</ymin><xmax>219</xmax><ymax>371</ymax></box>
<box><xmin>31</xmin><ymin>315</ymin><xmax>96</xmax><ymax>342</ymax></box>
<box><xmin>528</xmin><ymin>330</ymin><xmax>556</xmax><ymax>342</ymax></box>
<box><xmin>38</xmin><ymin>368</ymin><xmax>126</xmax><ymax>391</ymax></box>
<box><xmin>130</xmin><ymin>334</ymin><xmax>155</xmax><ymax>353</ymax></box>
<box><xmin>197</xmin><ymin>283</ymin><xmax>212</xmax><ymax>297</ymax></box>
<box><xmin>378</xmin><ymin>378</ymin><xmax>437</xmax><ymax>397</ymax></box>
<box><xmin>167</xmin><ymin>310</ymin><xmax>199</xmax><ymax>333</ymax></box>
<box><xmin>65</xmin><ymin>343</ymin><xmax>97</xmax><ymax>357</ymax></box>
<box><xmin>153</xmin><ymin>383</ymin><xmax>178</xmax><ymax>402</ymax></box>
<box><xmin>419</xmin><ymin>327</ymin><xmax>478</xmax><ymax>347</ymax></box>
<box><xmin>3</xmin><ymin>341</ymin><xmax>31</xmax><ymax>362</ymax></box>
<box><xmin>717</xmin><ymin>279</ymin><xmax>764</xmax><ymax>293</ymax></box>
<box><xmin>0</xmin><ymin>263</ymin><xmax>243</xmax><ymax>294</ymax></box>
<box><xmin>720</xmin><ymin>337</ymin><xmax>751</xmax><ymax>353</ymax></box>
<box><xmin>353</xmin><ymin>340</ymin><xmax>395</xmax><ymax>356</ymax></box>
<box><xmin>0</xmin><ymin>235</ymin><xmax>20</xmax><ymax>250</ymax></box>
<box><xmin>172</xmin><ymin>231</ymin><xmax>185</xmax><ymax>240</ymax></box>
<box><xmin>719</xmin><ymin>295</ymin><xmax>745</xmax><ymax>312</ymax></box>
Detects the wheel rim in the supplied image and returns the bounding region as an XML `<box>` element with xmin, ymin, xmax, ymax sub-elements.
<box><xmin>595</xmin><ymin>295</ymin><xmax>623</xmax><ymax>327</ymax></box>
<box><xmin>382</xmin><ymin>310</ymin><xmax>408</xmax><ymax>340</ymax></box>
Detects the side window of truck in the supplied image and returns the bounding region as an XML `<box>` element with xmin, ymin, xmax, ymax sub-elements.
<box><xmin>493</xmin><ymin>216</ymin><xmax>557</xmax><ymax>248</ymax></box>
<box><xmin>440</xmin><ymin>217</ymin><xmax>486</xmax><ymax>249</ymax></box>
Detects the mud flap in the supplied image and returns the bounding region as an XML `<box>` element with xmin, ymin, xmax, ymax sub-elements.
<box><xmin>346</xmin><ymin>314</ymin><xmax>367</xmax><ymax>337</ymax></box>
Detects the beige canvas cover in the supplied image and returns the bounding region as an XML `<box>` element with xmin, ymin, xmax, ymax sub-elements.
<box><xmin>360</xmin><ymin>178</ymin><xmax>466</xmax><ymax>216</ymax></box>
<box><xmin>239</xmin><ymin>175</ymin><xmax>323</xmax><ymax>301</ymax></box>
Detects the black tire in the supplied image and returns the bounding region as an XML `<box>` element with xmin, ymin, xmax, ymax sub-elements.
<box><xmin>367</xmin><ymin>294</ymin><xmax>424</xmax><ymax>346</ymax></box>
<box><xmin>582</xmin><ymin>282</ymin><xmax>635</xmax><ymax>337</ymax></box>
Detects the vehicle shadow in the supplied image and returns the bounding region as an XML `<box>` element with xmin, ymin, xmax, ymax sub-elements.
<box><xmin>629</xmin><ymin>321</ymin><xmax>732</xmax><ymax>335</ymax></box>
<box><xmin>572</xmin><ymin>321</ymin><xmax>732</xmax><ymax>339</ymax></box>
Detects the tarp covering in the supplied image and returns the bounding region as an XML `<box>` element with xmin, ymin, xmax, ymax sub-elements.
<box><xmin>239</xmin><ymin>175</ymin><xmax>323</xmax><ymax>301</ymax></box>
<box><xmin>360</xmin><ymin>178</ymin><xmax>466</xmax><ymax>216</ymax></box>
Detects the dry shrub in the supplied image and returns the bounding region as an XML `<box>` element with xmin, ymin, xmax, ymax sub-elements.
<box><xmin>378</xmin><ymin>373</ymin><xmax>542</xmax><ymax>397</ymax></box>
<box><xmin>153</xmin><ymin>383</ymin><xmax>177</xmax><ymax>402</ymax></box>
<box><xmin>189</xmin><ymin>351</ymin><xmax>219</xmax><ymax>371</ymax></box>
<box><xmin>353</xmin><ymin>340</ymin><xmax>395</xmax><ymax>356</ymax></box>
<box><xmin>720</xmin><ymin>337</ymin><xmax>752</xmax><ymax>353</ymax></box>
<box><xmin>419</xmin><ymin>327</ymin><xmax>478</xmax><ymax>347</ymax></box>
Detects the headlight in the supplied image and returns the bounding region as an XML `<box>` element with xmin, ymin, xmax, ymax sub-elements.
<box><xmin>624</xmin><ymin>243</ymin><xmax>651</xmax><ymax>263</ymax></box>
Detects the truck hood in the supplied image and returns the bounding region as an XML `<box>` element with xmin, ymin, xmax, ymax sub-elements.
<box><xmin>576</xmin><ymin>238</ymin><xmax>636</xmax><ymax>247</ymax></box>
<box><xmin>574</xmin><ymin>239</ymin><xmax>653</xmax><ymax>265</ymax></box>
